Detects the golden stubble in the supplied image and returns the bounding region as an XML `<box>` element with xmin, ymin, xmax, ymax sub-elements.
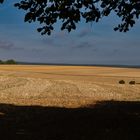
<box><xmin>0</xmin><ymin>65</ymin><xmax>140</xmax><ymax>108</ymax></box>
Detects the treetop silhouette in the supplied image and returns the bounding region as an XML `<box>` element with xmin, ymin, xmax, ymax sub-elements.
<box><xmin>1</xmin><ymin>0</ymin><xmax>140</xmax><ymax>35</ymax></box>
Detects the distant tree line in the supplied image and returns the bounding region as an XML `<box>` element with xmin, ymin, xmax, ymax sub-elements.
<box><xmin>0</xmin><ymin>59</ymin><xmax>17</xmax><ymax>64</ymax></box>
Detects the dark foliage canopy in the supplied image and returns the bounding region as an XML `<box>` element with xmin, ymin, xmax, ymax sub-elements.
<box><xmin>0</xmin><ymin>59</ymin><xmax>17</xmax><ymax>64</ymax></box>
<box><xmin>1</xmin><ymin>0</ymin><xmax>140</xmax><ymax>35</ymax></box>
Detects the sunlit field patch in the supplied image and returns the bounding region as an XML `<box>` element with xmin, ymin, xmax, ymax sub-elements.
<box><xmin>0</xmin><ymin>65</ymin><xmax>140</xmax><ymax>108</ymax></box>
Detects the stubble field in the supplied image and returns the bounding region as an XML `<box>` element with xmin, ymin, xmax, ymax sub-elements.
<box><xmin>0</xmin><ymin>65</ymin><xmax>140</xmax><ymax>108</ymax></box>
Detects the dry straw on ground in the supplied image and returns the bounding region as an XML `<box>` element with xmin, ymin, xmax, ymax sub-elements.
<box><xmin>0</xmin><ymin>65</ymin><xmax>140</xmax><ymax>108</ymax></box>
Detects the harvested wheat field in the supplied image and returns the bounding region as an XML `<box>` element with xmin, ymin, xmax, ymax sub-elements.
<box><xmin>0</xmin><ymin>65</ymin><xmax>140</xmax><ymax>108</ymax></box>
<box><xmin>1</xmin><ymin>65</ymin><xmax>140</xmax><ymax>140</ymax></box>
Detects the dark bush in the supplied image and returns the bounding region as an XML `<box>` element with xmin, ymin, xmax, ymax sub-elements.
<box><xmin>119</xmin><ymin>80</ymin><xmax>125</xmax><ymax>84</ymax></box>
<box><xmin>129</xmin><ymin>81</ymin><xmax>135</xmax><ymax>85</ymax></box>
<box><xmin>5</xmin><ymin>59</ymin><xmax>17</xmax><ymax>64</ymax></box>
<box><xmin>0</xmin><ymin>59</ymin><xmax>17</xmax><ymax>64</ymax></box>
<box><xmin>0</xmin><ymin>60</ymin><xmax>4</xmax><ymax>64</ymax></box>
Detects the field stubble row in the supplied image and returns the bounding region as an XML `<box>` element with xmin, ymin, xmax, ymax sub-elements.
<box><xmin>0</xmin><ymin>68</ymin><xmax>140</xmax><ymax>107</ymax></box>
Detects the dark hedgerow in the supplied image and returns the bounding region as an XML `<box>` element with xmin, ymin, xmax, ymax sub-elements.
<box><xmin>5</xmin><ymin>59</ymin><xmax>17</xmax><ymax>64</ymax></box>
<box><xmin>0</xmin><ymin>59</ymin><xmax>17</xmax><ymax>64</ymax></box>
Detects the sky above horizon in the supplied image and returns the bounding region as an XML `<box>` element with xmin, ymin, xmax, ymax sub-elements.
<box><xmin>0</xmin><ymin>1</ymin><xmax>140</xmax><ymax>65</ymax></box>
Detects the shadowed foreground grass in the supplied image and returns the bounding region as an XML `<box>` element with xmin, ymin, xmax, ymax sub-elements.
<box><xmin>0</xmin><ymin>101</ymin><xmax>140</xmax><ymax>140</ymax></box>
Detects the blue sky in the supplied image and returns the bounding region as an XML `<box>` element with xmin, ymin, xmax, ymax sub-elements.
<box><xmin>0</xmin><ymin>1</ymin><xmax>140</xmax><ymax>65</ymax></box>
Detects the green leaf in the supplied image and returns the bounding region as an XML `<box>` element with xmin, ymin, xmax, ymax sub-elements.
<box><xmin>24</xmin><ymin>12</ymin><xmax>32</xmax><ymax>22</ymax></box>
<box><xmin>0</xmin><ymin>0</ymin><xmax>4</xmax><ymax>4</ymax></box>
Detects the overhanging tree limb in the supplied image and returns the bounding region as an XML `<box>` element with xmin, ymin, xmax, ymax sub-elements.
<box><xmin>1</xmin><ymin>0</ymin><xmax>140</xmax><ymax>35</ymax></box>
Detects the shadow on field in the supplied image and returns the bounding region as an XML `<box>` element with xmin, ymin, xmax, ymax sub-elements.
<box><xmin>0</xmin><ymin>101</ymin><xmax>140</xmax><ymax>140</ymax></box>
